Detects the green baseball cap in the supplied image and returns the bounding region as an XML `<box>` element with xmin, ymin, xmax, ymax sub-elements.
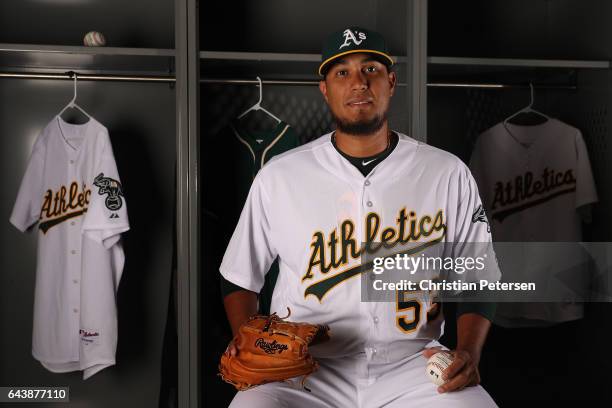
<box><xmin>319</xmin><ymin>27</ymin><xmax>394</xmax><ymax>77</ymax></box>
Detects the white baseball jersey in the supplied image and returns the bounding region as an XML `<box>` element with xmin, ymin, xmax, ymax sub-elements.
<box><xmin>220</xmin><ymin>132</ymin><xmax>500</xmax><ymax>362</ymax></box>
<box><xmin>469</xmin><ymin>119</ymin><xmax>598</xmax><ymax>326</ymax></box>
<box><xmin>10</xmin><ymin>115</ymin><xmax>129</xmax><ymax>379</ymax></box>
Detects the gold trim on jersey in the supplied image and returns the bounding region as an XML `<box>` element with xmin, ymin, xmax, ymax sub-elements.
<box><xmin>261</xmin><ymin>124</ymin><xmax>289</xmax><ymax>167</ymax></box>
<box><xmin>231</xmin><ymin>125</ymin><xmax>256</xmax><ymax>163</ymax></box>
<box><xmin>231</xmin><ymin>123</ymin><xmax>290</xmax><ymax>169</ymax></box>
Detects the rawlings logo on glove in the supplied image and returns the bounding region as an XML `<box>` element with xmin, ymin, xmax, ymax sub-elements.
<box><xmin>218</xmin><ymin>308</ymin><xmax>330</xmax><ymax>391</ymax></box>
<box><xmin>255</xmin><ymin>338</ymin><xmax>289</xmax><ymax>354</ymax></box>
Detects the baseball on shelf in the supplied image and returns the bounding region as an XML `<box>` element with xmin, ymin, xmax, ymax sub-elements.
<box><xmin>83</xmin><ymin>31</ymin><xmax>106</xmax><ymax>47</ymax></box>
<box><xmin>426</xmin><ymin>351</ymin><xmax>454</xmax><ymax>386</ymax></box>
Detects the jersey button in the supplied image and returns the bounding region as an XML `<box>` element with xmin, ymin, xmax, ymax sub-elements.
<box><xmin>73</xmin><ymin>279</ymin><xmax>78</xmax><ymax>284</ymax></box>
<box><xmin>71</xmin><ymin>250</ymin><xmax>77</xmax><ymax>255</ymax></box>
<box><xmin>366</xmin><ymin>201</ymin><xmax>373</xmax><ymax>207</ymax></box>
<box><xmin>70</xmin><ymin>221</ymin><xmax>76</xmax><ymax>226</ymax></box>
<box><xmin>70</xmin><ymin>160</ymin><xmax>75</xmax><ymax>164</ymax></box>
<box><xmin>364</xmin><ymin>180</ymin><xmax>371</xmax><ymax>186</ymax></box>
<box><xmin>373</xmin><ymin>316</ymin><xmax>379</xmax><ymax>324</ymax></box>
<box><xmin>73</xmin><ymin>308</ymin><xmax>79</xmax><ymax>313</ymax></box>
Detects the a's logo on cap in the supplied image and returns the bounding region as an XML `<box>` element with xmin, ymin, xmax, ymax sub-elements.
<box><xmin>339</xmin><ymin>29</ymin><xmax>366</xmax><ymax>49</ymax></box>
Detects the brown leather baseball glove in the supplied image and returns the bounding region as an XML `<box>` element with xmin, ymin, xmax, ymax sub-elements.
<box><xmin>218</xmin><ymin>308</ymin><xmax>330</xmax><ymax>391</ymax></box>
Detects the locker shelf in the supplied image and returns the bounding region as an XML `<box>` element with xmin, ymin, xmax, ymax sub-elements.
<box><xmin>427</xmin><ymin>56</ymin><xmax>610</xmax><ymax>88</ymax></box>
<box><xmin>199</xmin><ymin>51</ymin><xmax>409</xmax><ymax>82</ymax></box>
<box><xmin>0</xmin><ymin>43</ymin><xmax>174</xmax><ymax>57</ymax></box>
<box><xmin>428</xmin><ymin>56</ymin><xmax>610</xmax><ymax>69</ymax></box>
<box><xmin>201</xmin><ymin>51</ymin><xmax>319</xmax><ymax>62</ymax></box>
<box><xmin>0</xmin><ymin>43</ymin><xmax>175</xmax><ymax>77</ymax></box>
<box><xmin>201</xmin><ymin>51</ymin><xmax>409</xmax><ymax>64</ymax></box>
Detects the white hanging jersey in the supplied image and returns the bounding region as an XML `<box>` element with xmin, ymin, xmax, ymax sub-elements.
<box><xmin>220</xmin><ymin>132</ymin><xmax>500</xmax><ymax>362</ymax></box>
<box><xmin>469</xmin><ymin>119</ymin><xmax>598</xmax><ymax>326</ymax></box>
<box><xmin>10</xmin><ymin>116</ymin><xmax>129</xmax><ymax>379</ymax></box>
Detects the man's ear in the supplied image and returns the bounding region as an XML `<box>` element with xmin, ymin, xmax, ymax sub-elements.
<box><xmin>319</xmin><ymin>80</ymin><xmax>329</xmax><ymax>103</ymax></box>
<box><xmin>388</xmin><ymin>71</ymin><xmax>397</xmax><ymax>97</ymax></box>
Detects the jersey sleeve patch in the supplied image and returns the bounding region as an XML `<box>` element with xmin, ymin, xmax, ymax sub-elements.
<box><xmin>471</xmin><ymin>204</ymin><xmax>491</xmax><ymax>232</ymax></box>
<box><xmin>93</xmin><ymin>173</ymin><xmax>124</xmax><ymax>211</ymax></box>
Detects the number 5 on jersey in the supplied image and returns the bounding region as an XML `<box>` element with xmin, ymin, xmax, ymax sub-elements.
<box><xmin>396</xmin><ymin>290</ymin><xmax>441</xmax><ymax>333</ymax></box>
<box><xmin>396</xmin><ymin>290</ymin><xmax>421</xmax><ymax>333</ymax></box>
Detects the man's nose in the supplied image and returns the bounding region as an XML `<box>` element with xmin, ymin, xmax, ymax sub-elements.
<box><xmin>350</xmin><ymin>71</ymin><xmax>368</xmax><ymax>91</ymax></box>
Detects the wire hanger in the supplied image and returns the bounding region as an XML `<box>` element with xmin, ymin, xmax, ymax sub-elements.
<box><xmin>237</xmin><ymin>76</ymin><xmax>281</xmax><ymax>123</ymax></box>
<box><xmin>58</xmin><ymin>71</ymin><xmax>91</xmax><ymax>120</ymax></box>
<box><xmin>503</xmin><ymin>83</ymin><xmax>550</xmax><ymax>125</ymax></box>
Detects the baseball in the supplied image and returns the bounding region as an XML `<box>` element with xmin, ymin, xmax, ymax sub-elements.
<box><xmin>83</xmin><ymin>31</ymin><xmax>106</xmax><ymax>47</ymax></box>
<box><xmin>426</xmin><ymin>351</ymin><xmax>454</xmax><ymax>386</ymax></box>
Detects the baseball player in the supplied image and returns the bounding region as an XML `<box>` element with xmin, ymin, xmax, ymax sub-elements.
<box><xmin>10</xmin><ymin>115</ymin><xmax>129</xmax><ymax>379</ymax></box>
<box><xmin>220</xmin><ymin>27</ymin><xmax>500</xmax><ymax>407</ymax></box>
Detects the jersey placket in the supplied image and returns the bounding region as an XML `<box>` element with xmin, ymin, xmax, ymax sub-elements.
<box><xmin>360</xmin><ymin>172</ymin><xmax>388</xmax><ymax>364</ymax></box>
<box><xmin>66</xmin><ymin>150</ymin><xmax>82</xmax><ymax>358</ymax></box>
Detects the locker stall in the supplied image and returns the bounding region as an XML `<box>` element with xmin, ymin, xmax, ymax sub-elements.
<box><xmin>427</xmin><ymin>1</ymin><xmax>612</xmax><ymax>406</ymax></box>
<box><xmin>199</xmin><ymin>2</ymin><xmax>418</xmax><ymax>405</ymax></box>
<box><xmin>0</xmin><ymin>1</ymin><xmax>183</xmax><ymax>407</ymax></box>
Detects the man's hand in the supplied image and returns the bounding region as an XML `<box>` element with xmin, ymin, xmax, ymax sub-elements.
<box><xmin>225</xmin><ymin>338</ymin><xmax>238</xmax><ymax>357</ymax></box>
<box><xmin>223</xmin><ymin>289</ymin><xmax>259</xmax><ymax>358</ymax></box>
<box><xmin>422</xmin><ymin>347</ymin><xmax>481</xmax><ymax>393</ymax></box>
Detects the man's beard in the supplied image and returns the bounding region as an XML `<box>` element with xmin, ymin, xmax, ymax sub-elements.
<box><xmin>332</xmin><ymin>112</ymin><xmax>386</xmax><ymax>136</ymax></box>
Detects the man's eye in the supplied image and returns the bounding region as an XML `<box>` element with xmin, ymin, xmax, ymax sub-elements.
<box><xmin>365</xmin><ymin>66</ymin><xmax>377</xmax><ymax>73</ymax></box>
<box><xmin>336</xmin><ymin>70</ymin><xmax>348</xmax><ymax>77</ymax></box>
